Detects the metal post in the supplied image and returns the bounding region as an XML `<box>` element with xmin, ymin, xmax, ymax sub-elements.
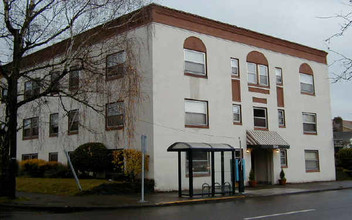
<box><xmin>64</xmin><ymin>150</ymin><xmax>82</xmax><ymax>191</ymax></box>
<box><xmin>211</xmin><ymin>151</ymin><xmax>215</xmax><ymax>197</ymax></box>
<box><xmin>231</xmin><ymin>151</ymin><xmax>235</xmax><ymax>195</ymax></box>
<box><xmin>189</xmin><ymin>150</ymin><xmax>193</xmax><ymax>197</ymax></box>
<box><xmin>140</xmin><ymin>135</ymin><xmax>147</xmax><ymax>203</ymax></box>
<box><xmin>221</xmin><ymin>151</ymin><xmax>224</xmax><ymax>195</ymax></box>
<box><xmin>178</xmin><ymin>151</ymin><xmax>182</xmax><ymax>197</ymax></box>
<box><xmin>239</xmin><ymin>137</ymin><xmax>244</xmax><ymax>193</ymax></box>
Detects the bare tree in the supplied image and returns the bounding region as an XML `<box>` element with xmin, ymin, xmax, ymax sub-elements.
<box><xmin>325</xmin><ymin>0</ymin><xmax>352</xmax><ymax>82</ymax></box>
<box><xmin>0</xmin><ymin>0</ymin><xmax>146</xmax><ymax>199</ymax></box>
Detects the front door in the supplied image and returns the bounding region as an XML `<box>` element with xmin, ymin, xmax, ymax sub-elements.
<box><xmin>251</xmin><ymin>148</ymin><xmax>273</xmax><ymax>184</ymax></box>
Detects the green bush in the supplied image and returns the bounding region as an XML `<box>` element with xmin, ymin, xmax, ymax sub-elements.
<box><xmin>19</xmin><ymin>159</ymin><xmax>70</xmax><ymax>178</ymax></box>
<box><xmin>337</xmin><ymin>148</ymin><xmax>352</xmax><ymax>170</ymax></box>
<box><xmin>280</xmin><ymin>169</ymin><xmax>286</xmax><ymax>180</ymax></box>
<box><xmin>70</xmin><ymin>142</ymin><xmax>110</xmax><ymax>175</ymax></box>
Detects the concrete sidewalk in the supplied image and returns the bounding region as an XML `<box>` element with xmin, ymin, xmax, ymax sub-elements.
<box><xmin>1</xmin><ymin>180</ymin><xmax>352</xmax><ymax>212</ymax></box>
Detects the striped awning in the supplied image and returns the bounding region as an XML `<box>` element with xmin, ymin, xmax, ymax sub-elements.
<box><xmin>246</xmin><ymin>130</ymin><xmax>290</xmax><ymax>149</ymax></box>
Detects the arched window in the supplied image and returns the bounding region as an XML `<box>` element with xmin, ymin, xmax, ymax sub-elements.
<box><xmin>246</xmin><ymin>51</ymin><xmax>269</xmax><ymax>86</ymax></box>
<box><xmin>299</xmin><ymin>63</ymin><xmax>314</xmax><ymax>95</ymax></box>
<box><xmin>183</xmin><ymin>37</ymin><xmax>207</xmax><ymax>77</ymax></box>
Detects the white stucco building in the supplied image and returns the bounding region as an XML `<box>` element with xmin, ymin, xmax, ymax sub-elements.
<box><xmin>6</xmin><ymin>4</ymin><xmax>335</xmax><ymax>191</ymax></box>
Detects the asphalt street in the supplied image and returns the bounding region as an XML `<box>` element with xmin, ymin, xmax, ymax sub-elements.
<box><xmin>1</xmin><ymin>189</ymin><xmax>352</xmax><ymax>219</ymax></box>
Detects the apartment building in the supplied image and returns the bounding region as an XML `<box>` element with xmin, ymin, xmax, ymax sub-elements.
<box><xmin>5</xmin><ymin>4</ymin><xmax>335</xmax><ymax>191</ymax></box>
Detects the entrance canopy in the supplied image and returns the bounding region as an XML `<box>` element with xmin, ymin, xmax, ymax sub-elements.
<box><xmin>246</xmin><ymin>130</ymin><xmax>290</xmax><ymax>149</ymax></box>
<box><xmin>167</xmin><ymin>142</ymin><xmax>237</xmax><ymax>152</ymax></box>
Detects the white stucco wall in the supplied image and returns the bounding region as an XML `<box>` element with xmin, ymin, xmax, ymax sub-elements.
<box><xmin>151</xmin><ymin>22</ymin><xmax>335</xmax><ymax>191</ymax></box>
<box><xmin>13</xmin><ymin>24</ymin><xmax>156</xmax><ymax>179</ymax></box>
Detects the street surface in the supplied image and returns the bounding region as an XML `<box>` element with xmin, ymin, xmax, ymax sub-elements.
<box><xmin>1</xmin><ymin>189</ymin><xmax>352</xmax><ymax>219</ymax></box>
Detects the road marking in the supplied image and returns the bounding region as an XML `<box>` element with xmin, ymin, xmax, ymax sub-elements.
<box><xmin>244</xmin><ymin>209</ymin><xmax>316</xmax><ymax>219</ymax></box>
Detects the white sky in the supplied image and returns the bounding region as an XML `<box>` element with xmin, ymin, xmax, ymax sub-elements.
<box><xmin>154</xmin><ymin>0</ymin><xmax>352</xmax><ymax>120</ymax></box>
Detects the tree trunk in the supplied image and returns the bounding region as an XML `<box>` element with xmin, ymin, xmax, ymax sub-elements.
<box><xmin>0</xmin><ymin>31</ymin><xmax>21</xmax><ymax>198</ymax></box>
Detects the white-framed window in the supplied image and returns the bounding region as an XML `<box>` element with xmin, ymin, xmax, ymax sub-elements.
<box><xmin>280</xmin><ymin>149</ymin><xmax>288</xmax><ymax>167</ymax></box>
<box><xmin>49</xmin><ymin>113</ymin><xmax>59</xmax><ymax>136</ymax></box>
<box><xmin>231</xmin><ymin>58</ymin><xmax>239</xmax><ymax>77</ymax></box>
<box><xmin>184</xmin><ymin>49</ymin><xmax>206</xmax><ymax>76</ymax></box>
<box><xmin>303</xmin><ymin>112</ymin><xmax>317</xmax><ymax>133</ymax></box>
<box><xmin>185</xmin><ymin>99</ymin><xmax>208</xmax><ymax>127</ymax></box>
<box><xmin>50</xmin><ymin>71</ymin><xmax>60</xmax><ymax>92</ymax></box>
<box><xmin>259</xmin><ymin>65</ymin><xmax>268</xmax><ymax>86</ymax></box>
<box><xmin>23</xmin><ymin>117</ymin><xmax>39</xmax><ymax>139</ymax></box>
<box><xmin>247</xmin><ymin>62</ymin><xmax>257</xmax><ymax>84</ymax></box>
<box><xmin>300</xmin><ymin>73</ymin><xmax>314</xmax><ymax>94</ymax></box>
<box><xmin>22</xmin><ymin>153</ymin><xmax>38</xmax><ymax>161</ymax></box>
<box><xmin>186</xmin><ymin>151</ymin><xmax>210</xmax><ymax>176</ymax></box>
<box><xmin>68</xmin><ymin>109</ymin><xmax>79</xmax><ymax>134</ymax></box>
<box><xmin>24</xmin><ymin>80</ymin><xmax>40</xmax><ymax>100</ymax></box>
<box><xmin>275</xmin><ymin>68</ymin><xmax>283</xmax><ymax>85</ymax></box>
<box><xmin>49</xmin><ymin>152</ymin><xmax>58</xmax><ymax>162</ymax></box>
<box><xmin>278</xmin><ymin>109</ymin><xmax>285</xmax><ymax>127</ymax></box>
<box><xmin>106</xmin><ymin>51</ymin><xmax>127</xmax><ymax>79</ymax></box>
<box><xmin>106</xmin><ymin>102</ymin><xmax>124</xmax><ymax>129</ymax></box>
<box><xmin>233</xmin><ymin>104</ymin><xmax>241</xmax><ymax>123</ymax></box>
<box><xmin>253</xmin><ymin>107</ymin><xmax>267</xmax><ymax>128</ymax></box>
<box><xmin>69</xmin><ymin>68</ymin><xmax>79</xmax><ymax>91</ymax></box>
<box><xmin>247</xmin><ymin>62</ymin><xmax>269</xmax><ymax>86</ymax></box>
<box><xmin>305</xmin><ymin>150</ymin><xmax>319</xmax><ymax>172</ymax></box>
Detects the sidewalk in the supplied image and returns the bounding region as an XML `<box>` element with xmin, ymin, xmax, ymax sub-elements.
<box><xmin>1</xmin><ymin>180</ymin><xmax>352</xmax><ymax>212</ymax></box>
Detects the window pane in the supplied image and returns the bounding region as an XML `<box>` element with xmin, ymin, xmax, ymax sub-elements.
<box><xmin>278</xmin><ymin>110</ymin><xmax>285</xmax><ymax>126</ymax></box>
<box><xmin>303</xmin><ymin>123</ymin><xmax>316</xmax><ymax>132</ymax></box>
<box><xmin>254</xmin><ymin>118</ymin><xmax>266</xmax><ymax>127</ymax></box>
<box><xmin>259</xmin><ymin>65</ymin><xmax>268</xmax><ymax>85</ymax></box>
<box><xmin>69</xmin><ymin>70</ymin><xmax>79</xmax><ymax>89</ymax></box>
<box><xmin>184</xmin><ymin>49</ymin><xmax>205</xmax><ymax>64</ymax></box>
<box><xmin>185</xmin><ymin>100</ymin><xmax>206</xmax><ymax>114</ymax></box>
<box><xmin>247</xmin><ymin>62</ymin><xmax>256</xmax><ymax>73</ymax></box>
<box><xmin>185</xmin><ymin>113</ymin><xmax>206</xmax><ymax>125</ymax></box>
<box><xmin>303</xmin><ymin>113</ymin><xmax>316</xmax><ymax>123</ymax></box>
<box><xmin>300</xmin><ymin>83</ymin><xmax>314</xmax><ymax>93</ymax></box>
<box><xmin>231</xmin><ymin>58</ymin><xmax>239</xmax><ymax>76</ymax></box>
<box><xmin>185</xmin><ymin>61</ymin><xmax>205</xmax><ymax>74</ymax></box>
<box><xmin>233</xmin><ymin>105</ymin><xmax>241</xmax><ymax>123</ymax></box>
<box><xmin>275</xmin><ymin>68</ymin><xmax>282</xmax><ymax>84</ymax></box>
<box><xmin>254</xmin><ymin>108</ymin><xmax>266</xmax><ymax>117</ymax></box>
<box><xmin>107</xmin><ymin>51</ymin><xmax>126</xmax><ymax>67</ymax></box>
<box><xmin>300</xmin><ymin>73</ymin><xmax>313</xmax><ymax>84</ymax></box>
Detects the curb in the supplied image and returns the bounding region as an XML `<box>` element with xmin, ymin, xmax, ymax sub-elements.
<box><xmin>1</xmin><ymin>186</ymin><xmax>352</xmax><ymax>212</ymax></box>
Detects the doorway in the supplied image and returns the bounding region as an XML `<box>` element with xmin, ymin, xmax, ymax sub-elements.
<box><xmin>251</xmin><ymin>148</ymin><xmax>273</xmax><ymax>184</ymax></box>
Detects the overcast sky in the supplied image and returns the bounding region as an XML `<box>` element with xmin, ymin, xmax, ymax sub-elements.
<box><xmin>154</xmin><ymin>0</ymin><xmax>352</xmax><ymax>120</ymax></box>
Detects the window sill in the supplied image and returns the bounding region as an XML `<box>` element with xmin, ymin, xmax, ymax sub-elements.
<box><xmin>281</xmin><ymin>166</ymin><xmax>288</xmax><ymax>168</ymax></box>
<box><xmin>49</xmin><ymin>134</ymin><xmax>58</xmax><ymax>137</ymax></box>
<box><xmin>301</xmin><ymin>92</ymin><xmax>315</xmax><ymax>96</ymax></box>
<box><xmin>231</xmin><ymin>75</ymin><xmax>240</xmax><ymax>79</ymax></box>
<box><xmin>68</xmin><ymin>131</ymin><xmax>78</xmax><ymax>135</ymax></box>
<box><xmin>306</xmin><ymin>170</ymin><xmax>320</xmax><ymax>173</ymax></box>
<box><xmin>233</xmin><ymin>122</ymin><xmax>242</xmax><ymax>125</ymax></box>
<box><xmin>248</xmin><ymin>83</ymin><xmax>270</xmax><ymax>89</ymax></box>
<box><xmin>184</xmin><ymin>72</ymin><xmax>207</xmax><ymax>78</ymax></box>
<box><xmin>106</xmin><ymin>126</ymin><xmax>124</xmax><ymax>131</ymax></box>
<box><xmin>279</xmin><ymin>125</ymin><xmax>286</xmax><ymax>128</ymax></box>
<box><xmin>304</xmin><ymin>132</ymin><xmax>317</xmax><ymax>135</ymax></box>
<box><xmin>254</xmin><ymin>127</ymin><xmax>268</xmax><ymax>131</ymax></box>
<box><xmin>23</xmin><ymin>136</ymin><xmax>39</xmax><ymax>140</ymax></box>
<box><xmin>185</xmin><ymin>125</ymin><xmax>209</xmax><ymax>129</ymax></box>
